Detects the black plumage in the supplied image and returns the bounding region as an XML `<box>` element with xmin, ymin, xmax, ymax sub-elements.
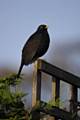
<box><xmin>17</xmin><ymin>24</ymin><xmax>50</xmax><ymax>78</ymax></box>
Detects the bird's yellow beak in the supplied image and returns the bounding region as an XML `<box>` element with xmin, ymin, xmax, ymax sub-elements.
<box><xmin>45</xmin><ymin>25</ymin><xmax>48</xmax><ymax>29</ymax></box>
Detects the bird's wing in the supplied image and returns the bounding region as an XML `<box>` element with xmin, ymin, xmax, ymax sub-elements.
<box><xmin>22</xmin><ymin>33</ymin><xmax>42</xmax><ymax>65</ymax></box>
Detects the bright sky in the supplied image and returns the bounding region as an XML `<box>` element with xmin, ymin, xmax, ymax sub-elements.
<box><xmin>0</xmin><ymin>0</ymin><xmax>80</xmax><ymax>76</ymax></box>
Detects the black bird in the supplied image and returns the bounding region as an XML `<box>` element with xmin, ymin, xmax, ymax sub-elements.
<box><xmin>17</xmin><ymin>24</ymin><xmax>50</xmax><ymax>78</ymax></box>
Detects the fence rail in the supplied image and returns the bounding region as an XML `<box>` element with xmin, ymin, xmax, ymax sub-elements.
<box><xmin>32</xmin><ymin>59</ymin><xmax>80</xmax><ymax>120</ymax></box>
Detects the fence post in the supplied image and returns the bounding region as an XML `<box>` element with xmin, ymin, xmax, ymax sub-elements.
<box><xmin>52</xmin><ymin>77</ymin><xmax>60</xmax><ymax>120</ymax></box>
<box><xmin>31</xmin><ymin>59</ymin><xmax>79</xmax><ymax>120</ymax></box>
<box><xmin>32</xmin><ymin>61</ymin><xmax>41</xmax><ymax>120</ymax></box>
<box><xmin>32</xmin><ymin>61</ymin><xmax>41</xmax><ymax>107</ymax></box>
<box><xmin>70</xmin><ymin>85</ymin><xmax>77</xmax><ymax>120</ymax></box>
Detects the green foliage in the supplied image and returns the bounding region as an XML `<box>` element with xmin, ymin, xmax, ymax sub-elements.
<box><xmin>46</xmin><ymin>98</ymin><xmax>64</xmax><ymax>109</ymax></box>
<box><xmin>0</xmin><ymin>74</ymin><xmax>27</xmax><ymax>120</ymax></box>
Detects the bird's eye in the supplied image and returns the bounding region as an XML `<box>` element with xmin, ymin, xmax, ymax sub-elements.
<box><xmin>40</xmin><ymin>26</ymin><xmax>43</xmax><ymax>29</ymax></box>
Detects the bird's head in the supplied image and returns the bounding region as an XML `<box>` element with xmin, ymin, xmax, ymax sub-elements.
<box><xmin>37</xmin><ymin>24</ymin><xmax>48</xmax><ymax>32</ymax></box>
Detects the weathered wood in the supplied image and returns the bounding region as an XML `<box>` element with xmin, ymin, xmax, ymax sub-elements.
<box><xmin>52</xmin><ymin>77</ymin><xmax>60</xmax><ymax>101</ymax></box>
<box><xmin>70</xmin><ymin>85</ymin><xmax>78</xmax><ymax>119</ymax></box>
<box><xmin>32</xmin><ymin>61</ymin><xmax>41</xmax><ymax>107</ymax></box>
<box><xmin>32</xmin><ymin>59</ymin><xmax>79</xmax><ymax>120</ymax></box>
<box><xmin>37</xmin><ymin>59</ymin><xmax>80</xmax><ymax>88</ymax></box>
<box><xmin>32</xmin><ymin>62</ymin><xmax>41</xmax><ymax>120</ymax></box>
<box><xmin>32</xmin><ymin>62</ymin><xmax>37</xmax><ymax>107</ymax></box>
<box><xmin>52</xmin><ymin>77</ymin><xmax>60</xmax><ymax>120</ymax></box>
<box><xmin>51</xmin><ymin>77</ymin><xmax>56</xmax><ymax>120</ymax></box>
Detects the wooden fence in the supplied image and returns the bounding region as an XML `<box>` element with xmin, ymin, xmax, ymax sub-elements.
<box><xmin>31</xmin><ymin>59</ymin><xmax>80</xmax><ymax>120</ymax></box>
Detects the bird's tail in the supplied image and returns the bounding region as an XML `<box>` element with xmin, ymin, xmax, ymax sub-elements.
<box><xmin>17</xmin><ymin>62</ymin><xmax>23</xmax><ymax>78</ymax></box>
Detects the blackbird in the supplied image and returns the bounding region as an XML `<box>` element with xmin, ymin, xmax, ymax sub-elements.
<box><xmin>17</xmin><ymin>24</ymin><xmax>50</xmax><ymax>78</ymax></box>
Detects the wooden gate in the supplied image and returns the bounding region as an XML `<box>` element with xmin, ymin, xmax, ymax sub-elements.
<box><xmin>31</xmin><ymin>59</ymin><xmax>80</xmax><ymax>120</ymax></box>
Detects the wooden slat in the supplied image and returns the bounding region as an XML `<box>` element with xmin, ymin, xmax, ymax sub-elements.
<box><xmin>52</xmin><ymin>77</ymin><xmax>60</xmax><ymax>120</ymax></box>
<box><xmin>32</xmin><ymin>62</ymin><xmax>41</xmax><ymax>120</ymax></box>
<box><xmin>70</xmin><ymin>85</ymin><xmax>78</xmax><ymax>119</ymax></box>
<box><xmin>32</xmin><ymin>62</ymin><xmax>41</xmax><ymax>107</ymax></box>
<box><xmin>52</xmin><ymin>77</ymin><xmax>60</xmax><ymax>101</ymax></box>
<box><xmin>36</xmin><ymin>69</ymin><xmax>41</xmax><ymax>101</ymax></box>
<box><xmin>32</xmin><ymin>59</ymin><xmax>79</xmax><ymax>119</ymax></box>
<box><xmin>37</xmin><ymin>59</ymin><xmax>80</xmax><ymax>88</ymax></box>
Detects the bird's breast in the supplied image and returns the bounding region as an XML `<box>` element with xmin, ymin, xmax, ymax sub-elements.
<box><xmin>35</xmin><ymin>32</ymin><xmax>50</xmax><ymax>57</ymax></box>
